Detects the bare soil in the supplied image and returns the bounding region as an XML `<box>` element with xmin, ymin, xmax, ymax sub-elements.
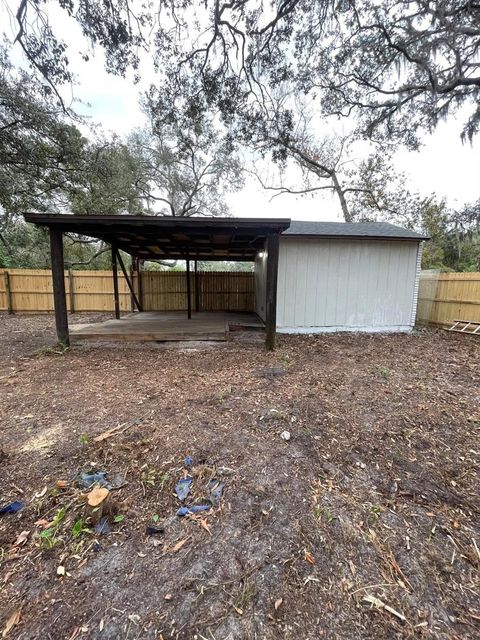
<box><xmin>0</xmin><ymin>314</ymin><xmax>479</xmax><ymax>640</ymax></box>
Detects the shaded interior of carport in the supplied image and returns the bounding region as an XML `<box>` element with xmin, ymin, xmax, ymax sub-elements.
<box><xmin>24</xmin><ymin>214</ymin><xmax>291</xmax><ymax>349</ymax></box>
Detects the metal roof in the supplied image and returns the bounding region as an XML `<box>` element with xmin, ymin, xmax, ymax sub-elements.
<box><xmin>284</xmin><ymin>220</ymin><xmax>428</xmax><ymax>240</ymax></box>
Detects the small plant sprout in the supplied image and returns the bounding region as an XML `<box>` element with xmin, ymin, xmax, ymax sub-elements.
<box><xmin>369</xmin><ymin>504</ymin><xmax>383</xmax><ymax>524</ymax></box>
<box><xmin>159</xmin><ymin>472</ymin><xmax>169</xmax><ymax>490</ymax></box>
<box><xmin>323</xmin><ymin>506</ymin><xmax>336</xmax><ymax>524</ymax></box>
<box><xmin>79</xmin><ymin>433</ymin><xmax>89</xmax><ymax>446</ymax></box>
<box><xmin>72</xmin><ymin>519</ymin><xmax>91</xmax><ymax>538</ymax></box>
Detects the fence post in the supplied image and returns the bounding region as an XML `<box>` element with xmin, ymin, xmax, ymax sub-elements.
<box><xmin>130</xmin><ymin>262</ymin><xmax>135</xmax><ymax>312</ymax></box>
<box><xmin>68</xmin><ymin>269</ymin><xmax>75</xmax><ymax>314</ymax></box>
<box><xmin>3</xmin><ymin>270</ymin><xmax>13</xmax><ymax>314</ymax></box>
<box><xmin>194</xmin><ymin>260</ymin><xmax>200</xmax><ymax>312</ymax></box>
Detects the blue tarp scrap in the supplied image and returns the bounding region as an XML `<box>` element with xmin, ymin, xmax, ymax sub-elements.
<box><xmin>146</xmin><ymin>525</ymin><xmax>165</xmax><ymax>536</ymax></box>
<box><xmin>175</xmin><ymin>476</ymin><xmax>192</xmax><ymax>501</ymax></box>
<box><xmin>207</xmin><ymin>480</ymin><xmax>225</xmax><ymax>506</ymax></box>
<box><xmin>95</xmin><ymin>517</ymin><xmax>111</xmax><ymax>535</ymax></box>
<box><xmin>0</xmin><ymin>501</ymin><xmax>24</xmax><ymax>516</ymax></box>
<box><xmin>176</xmin><ymin>505</ymin><xmax>211</xmax><ymax>517</ymax></box>
<box><xmin>77</xmin><ymin>471</ymin><xmax>111</xmax><ymax>489</ymax></box>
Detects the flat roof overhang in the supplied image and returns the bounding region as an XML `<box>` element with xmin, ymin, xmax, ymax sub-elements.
<box><xmin>23</xmin><ymin>214</ymin><xmax>291</xmax><ymax>261</ymax></box>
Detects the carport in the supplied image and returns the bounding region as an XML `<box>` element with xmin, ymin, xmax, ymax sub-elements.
<box><xmin>23</xmin><ymin>214</ymin><xmax>291</xmax><ymax>349</ymax></box>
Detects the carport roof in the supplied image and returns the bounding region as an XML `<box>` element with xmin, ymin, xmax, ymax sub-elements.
<box><xmin>23</xmin><ymin>214</ymin><xmax>291</xmax><ymax>261</ymax></box>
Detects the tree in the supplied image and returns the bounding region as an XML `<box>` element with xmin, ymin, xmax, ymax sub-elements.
<box><xmin>0</xmin><ymin>47</ymin><xmax>85</xmax><ymax>217</ymax></box>
<box><xmin>248</xmin><ymin>98</ymin><xmax>422</xmax><ymax>224</ymax></box>
<box><xmin>128</xmin><ymin>109</ymin><xmax>244</xmax><ymax>217</ymax></box>
<box><xmin>7</xmin><ymin>2</ymin><xmax>480</xmax><ymax>146</ymax></box>
<box><xmin>70</xmin><ymin>138</ymin><xmax>146</xmax><ymax>215</ymax></box>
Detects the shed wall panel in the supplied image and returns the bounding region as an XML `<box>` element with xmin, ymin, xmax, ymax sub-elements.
<box><xmin>277</xmin><ymin>238</ymin><xmax>419</xmax><ymax>331</ymax></box>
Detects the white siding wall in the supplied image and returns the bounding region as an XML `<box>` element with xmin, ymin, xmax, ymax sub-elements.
<box><xmin>277</xmin><ymin>237</ymin><xmax>420</xmax><ymax>332</ymax></box>
<box><xmin>254</xmin><ymin>251</ymin><xmax>267</xmax><ymax>321</ymax></box>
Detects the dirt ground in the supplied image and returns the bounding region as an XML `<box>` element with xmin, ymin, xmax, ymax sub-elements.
<box><xmin>0</xmin><ymin>314</ymin><xmax>479</xmax><ymax>640</ymax></box>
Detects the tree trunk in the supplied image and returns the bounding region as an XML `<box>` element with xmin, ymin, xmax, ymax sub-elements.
<box><xmin>331</xmin><ymin>171</ymin><xmax>353</xmax><ymax>222</ymax></box>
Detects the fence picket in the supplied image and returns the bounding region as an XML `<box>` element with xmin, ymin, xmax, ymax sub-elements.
<box><xmin>0</xmin><ymin>269</ymin><xmax>255</xmax><ymax>313</ymax></box>
<box><xmin>417</xmin><ymin>272</ymin><xmax>480</xmax><ymax>327</ymax></box>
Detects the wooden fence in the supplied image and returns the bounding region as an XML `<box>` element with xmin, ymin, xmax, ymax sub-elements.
<box><xmin>417</xmin><ymin>271</ymin><xmax>480</xmax><ymax>327</ymax></box>
<box><xmin>0</xmin><ymin>269</ymin><xmax>255</xmax><ymax>313</ymax></box>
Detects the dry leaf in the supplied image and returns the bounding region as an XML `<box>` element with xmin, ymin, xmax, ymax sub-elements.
<box><xmin>3</xmin><ymin>571</ymin><xmax>13</xmax><ymax>585</ymax></box>
<box><xmin>99</xmin><ymin>619</ymin><xmax>104</xmax><ymax>632</ymax></box>
<box><xmin>57</xmin><ymin>565</ymin><xmax>65</xmax><ymax>577</ymax></box>
<box><xmin>304</xmin><ymin>551</ymin><xmax>315</xmax><ymax>565</ymax></box>
<box><xmin>2</xmin><ymin>607</ymin><xmax>21</xmax><ymax>638</ymax></box>
<box><xmin>199</xmin><ymin>518</ymin><xmax>212</xmax><ymax>535</ymax></box>
<box><xmin>233</xmin><ymin>605</ymin><xmax>243</xmax><ymax>615</ymax></box>
<box><xmin>164</xmin><ymin>593</ymin><xmax>172</xmax><ymax>601</ymax></box>
<box><xmin>171</xmin><ymin>537</ymin><xmax>189</xmax><ymax>553</ymax></box>
<box><xmin>274</xmin><ymin>598</ymin><xmax>283</xmax><ymax>611</ymax></box>
<box><xmin>56</xmin><ymin>480</ymin><xmax>68</xmax><ymax>489</ymax></box>
<box><xmin>34</xmin><ymin>486</ymin><xmax>47</xmax><ymax>499</ymax></box>
<box><xmin>34</xmin><ymin>519</ymin><xmax>51</xmax><ymax>529</ymax></box>
<box><xmin>13</xmin><ymin>530</ymin><xmax>29</xmax><ymax>546</ymax></box>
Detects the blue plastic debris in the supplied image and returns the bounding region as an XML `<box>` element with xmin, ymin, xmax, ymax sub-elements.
<box><xmin>146</xmin><ymin>525</ymin><xmax>165</xmax><ymax>536</ymax></box>
<box><xmin>0</xmin><ymin>501</ymin><xmax>24</xmax><ymax>516</ymax></box>
<box><xmin>95</xmin><ymin>517</ymin><xmax>111</xmax><ymax>535</ymax></box>
<box><xmin>175</xmin><ymin>477</ymin><xmax>192</xmax><ymax>501</ymax></box>
<box><xmin>77</xmin><ymin>471</ymin><xmax>110</xmax><ymax>489</ymax></box>
<box><xmin>184</xmin><ymin>455</ymin><xmax>193</xmax><ymax>470</ymax></box>
<box><xmin>176</xmin><ymin>505</ymin><xmax>211</xmax><ymax>517</ymax></box>
<box><xmin>207</xmin><ymin>480</ymin><xmax>225</xmax><ymax>506</ymax></box>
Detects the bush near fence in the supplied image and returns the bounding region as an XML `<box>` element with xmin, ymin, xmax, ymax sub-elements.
<box><xmin>417</xmin><ymin>271</ymin><xmax>480</xmax><ymax>327</ymax></box>
<box><xmin>0</xmin><ymin>269</ymin><xmax>255</xmax><ymax>313</ymax></box>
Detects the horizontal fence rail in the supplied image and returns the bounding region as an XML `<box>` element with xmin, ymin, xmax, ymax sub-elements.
<box><xmin>417</xmin><ymin>271</ymin><xmax>480</xmax><ymax>327</ymax></box>
<box><xmin>0</xmin><ymin>269</ymin><xmax>255</xmax><ymax>313</ymax></box>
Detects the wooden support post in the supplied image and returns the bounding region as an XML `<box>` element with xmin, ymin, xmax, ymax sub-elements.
<box><xmin>137</xmin><ymin>258</ymin><xmax>144</xmax><ymax>310</ymax></box>
<box><xmin>116</xmin><ymin>249</ymin><xmax>142</xmax><ymax>311</ymax></box>
<box><xmin>68</xmin><ymin>269</ymin><xmax>75</xmax><ymax>314</ymax></box>
<box><xmin>49</xmin><ymin>228</ymin><xmax>69</xmax><ymax>346</ymax></box>
<box><xmin>194</xmin><ymin>260</ymin><xmax>200</xmax><ymax>313</ymax></box>
<box><xmin>265</xmin><ymin>233</ymin><xmax>280</xmax><ymax>351</ymax></box>
<box><xmin>3</xmin><ymin>270</ymin><xmax>13</xmax><ymax>314</ymax></box>
<box><xmin>111</xmin><ymin>245</ymin><xmax>120</xmax><ymax>319</ymax></box>
<box><xmin>186</xmin><ymin>258</ymin><xmax>192</xmax><ymax>319</ymax></box>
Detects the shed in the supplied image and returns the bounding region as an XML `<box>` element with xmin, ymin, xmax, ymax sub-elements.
<box><xmin>24</xmin><ymin>214</ymin><xmax>427</xmax><ymax>348</ymax></box>
<box><xmin>255</xmin><ymin>220</ymin><xmax>428</xmax><ymax>333</ymax></box>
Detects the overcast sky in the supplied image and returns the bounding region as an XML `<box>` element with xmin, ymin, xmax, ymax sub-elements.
<box><xmin>2</xmin><ymin>0</ymin><xmax>479</xmax><ymax>221</ymax></box>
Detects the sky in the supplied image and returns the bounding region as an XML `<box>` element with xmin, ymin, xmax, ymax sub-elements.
<box><xmin>2</xmin><ymin>0</ymin><xmax>479</xmax><ymax>222</ymax></box>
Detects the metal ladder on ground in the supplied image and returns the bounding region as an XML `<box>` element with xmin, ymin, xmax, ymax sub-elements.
<box><xmin>448</xmin><ymin>320</ymin><xmax>480</xmax><ymax>335</ymax></box>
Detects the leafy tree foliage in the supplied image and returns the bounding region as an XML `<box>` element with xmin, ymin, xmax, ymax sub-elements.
<box><xmin>0</xmin><ymin>46</ymin><xmax>85</xmax><ymax>217</ymax></box>
<box><xmin>69</xmin><ymin>138</ymin><xmax>146</xmax><ymax>215</ymax></box>
<box><xmin>128</xmin><ymin>112</ymin><xmax>244</xmax><ymax>216</ymax></box>
<box><xmin>9</xmin><ymin>1</ymin><xmax>479</xmax><ymax>147</ymax></box>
